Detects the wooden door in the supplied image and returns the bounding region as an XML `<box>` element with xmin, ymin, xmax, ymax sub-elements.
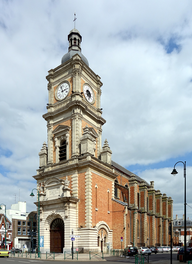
<box><xmin>50</xmin><ymin>218</ymin><xmax>64</xmax><ymax>253</ymax></box>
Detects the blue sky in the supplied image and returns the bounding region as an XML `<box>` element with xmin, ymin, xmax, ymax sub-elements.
<box><xmin>0</xmin><ymin>0</ymin><xmax>192</xmax><ymax>219</ymax></box>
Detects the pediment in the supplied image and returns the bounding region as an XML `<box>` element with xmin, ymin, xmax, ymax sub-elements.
<box><xmin>82</xmin><ymin>126</ymin><xmax>98</xmax><ymax>139</ymax></box>
<box><xmin>52</xmin><ymin>125</ymin><xmax>70</xmax><ymax>137</ymax></box>
<box><xmin>45</xmin><ymin>177</ymin><xmax>60</xmax><ymax>187</ymax></box>
<box><xmin>89</xmin><ymin>127</ymin><xmax>99</xmax><ymax>138</ymax></box>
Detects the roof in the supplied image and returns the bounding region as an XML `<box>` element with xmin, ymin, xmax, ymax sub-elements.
<box><xmin>111</xmin><ymin>160</ymin><xmax>150</xmax><ymax>186</ymax></box>
<box><xmin>112</xmin><ymin>198</ymin><xmax>128</xmax><ymax>207</ymax></box>
<box><xmin>61</xmin><ymin>50</ymin><xmax>89</xmax><ymax>66</ymax></box>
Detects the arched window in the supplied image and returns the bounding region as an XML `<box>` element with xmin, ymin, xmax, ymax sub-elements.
<box><xmin>114</xmin><ymin>179</ymin><xmax>118</xmax><ymax>198</ymax></box>
<box><xmin>59</xmin><ymin>140</ymin><xmax>66</xmax><ymax>161</ymax></box>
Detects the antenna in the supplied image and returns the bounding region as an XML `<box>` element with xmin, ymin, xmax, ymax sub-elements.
<box><xmin>73</xmin><ymin>13</ymin><xmax>77</xmax><ymax>29</ymax></box>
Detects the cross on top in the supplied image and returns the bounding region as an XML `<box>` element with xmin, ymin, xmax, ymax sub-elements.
<box><xmin>73</xmin><ymin>13</ymin><xmax>77</xmax><ymax>29</ymax></box>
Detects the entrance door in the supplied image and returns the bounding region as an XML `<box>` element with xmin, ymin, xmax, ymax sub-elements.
<box><xmin>50</xmin><ymin>218</ymin><xmax>64</xmax><ymax>253</ymax></box>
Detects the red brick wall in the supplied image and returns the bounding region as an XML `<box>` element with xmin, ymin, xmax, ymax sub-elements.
<box><xmin>149</xmin><ymin>195</ymin><xmax>153</xmax><ymax>211</ymax></box>
<box><xmin>156</xmin><ymin>199</ymin><xmax>160</xmax><ymax>214</ymax></box>
<box><xmin>78</xmin><ymin>172</ymin><xmax>86</xmax><ymax>227</ymax></box>
<box><xmin>112</xmin><ymin>200</ymin><xmax>125</xmax><ymax>249</ymax></box>
<box><xmin>92</xmin><ymin>173</ymin><xmax>112</xmax><ymax>228</ymax></box>
<box><xmin>140</xmin><ymin>191</ymin><xmax>144</xmax><ymax>208</ymax></box>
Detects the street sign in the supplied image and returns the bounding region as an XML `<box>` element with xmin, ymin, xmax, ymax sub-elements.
<box><xmin>71</xmin><ymin>237</ymin><xmax>75</xmax><ymax>241</ymax></box>
<box><xmin>40</xmin><ymin>236</ymin><xmax>44</xmax><ymax>247</ymax></box>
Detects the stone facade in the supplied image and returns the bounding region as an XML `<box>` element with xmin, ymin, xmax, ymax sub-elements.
<box><xmin>32</xmin><ymin>28</ymin><xmax>173</xmax><ymax>253</ymax></box>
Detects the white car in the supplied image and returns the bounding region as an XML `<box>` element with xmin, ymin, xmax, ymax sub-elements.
<box><xmin>138</xmin><ymin>247</ymin><xmax>152</xmax><ymax>255</ymax></box>
<box><xmin>162</xmin><ymin>246</ymin><xmax>169</xmax><ymax>252</ymax></box>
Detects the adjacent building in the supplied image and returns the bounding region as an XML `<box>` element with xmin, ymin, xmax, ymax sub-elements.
<box><xmin>1</xmin><ymin>201</ymin><xmax>37</xmax><ymax>251</ymax></box>
<box><xmin>0</xmin><ymin>205</ymin><xmax>12</xmax><ymax>249</ymax></box>
<box><xmin>173</xmin><ymin>215</ymin><xmax>192</xmax><ymax>247</ymax></box>
<box><xmin>32</xmin><ymin>28</ymin><xmax>173</xmax><ymax>253</ymax></box>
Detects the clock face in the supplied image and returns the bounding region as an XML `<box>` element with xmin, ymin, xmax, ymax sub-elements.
<box><xmin>56</xmin><ymin>82</ymin><xmax>70</xmax><ymax>100</ymax></box>
<box><xmin>83</xmin><ymin>84</ymin><xmax>94</xmax><ymax>103</ymax></box>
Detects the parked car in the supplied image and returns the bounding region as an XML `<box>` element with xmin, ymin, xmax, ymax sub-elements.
<box><xmin>0</xmin><ymin>248</ymin><xmax>9</xmax><ymax>258</ymax></box>
<box><xmin>172</xmin><ymin>247</ymin><xmax>178</xmax><ymax>252</ymax></box>
<box><xmin>162</xmin><ymin>246</ymin><xmax>169</xmax><ymax>252</ymax></box>
<box><xmin>177</xmin><ymin>247</ymin><xmax>192</xmax><ymax>261</ymax></box>
<box><xmin>138</xmin><ymin>247</ymin><xmax>151</xmax><ymax>255</ymax></box>
<box><xmin>123</xmin><ymin>246</ymin><xmax>138</xmax><ymax>256</ymax></box>
<box><xmin>150</xmin><ymin>247</ymin><xmax>158</xmax><ymax>254</ymax></box>
<box><xmin>10</xmin><ymin>248</ymin><xmax>22</xmax><ymax>253</ymax></box>
<box><xmin>156</xmin><ymin>246</ymin><xmax>164</xmax><ymax>253</ymax></box>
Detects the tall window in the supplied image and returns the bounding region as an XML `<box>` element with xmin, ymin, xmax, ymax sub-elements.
<box><xmin>18</xmin><ymin>227</ymin><xmax>21</xmax><ymax>235</ymax></box>
<box><xmin>114</xmin><ymin>179</ymin><xmax>118</xmax><ymax>198</ymax></box>
<box><xmin>137</xmin><ymin>193</ymin><xmax>140</xmax><ymax>209</ymax></box>
<box><xmin>23</xmin><ymin>228</ymin><xmax>26</xmax><ymax>235</ymax></box>
<box><xmin>59</xmin><ymin>140</ymin><xmax>67</xmax><ymax>161</ymax></box>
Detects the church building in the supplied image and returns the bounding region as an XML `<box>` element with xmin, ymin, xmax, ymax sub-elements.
<box><xmin>33</xmin><ymin>28</ymin><xmax>173</xmax><ymax>253</ymax></box>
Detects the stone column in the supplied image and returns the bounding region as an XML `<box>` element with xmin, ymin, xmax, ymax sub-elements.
<box><xmin>47</xmin><ymin>122</ymin><xmax>53</xmax><ymax>164</ymax></box>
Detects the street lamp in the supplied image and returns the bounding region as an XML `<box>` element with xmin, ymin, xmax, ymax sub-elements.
<box><xmin>171</xmin><ymin>161</ymin><xmax>186</xmax><ymax>263</ymax></box>
<box><xmin>30</xmin><ymin>188</ymin><xmax>40</xmax><ymax>258</ymax></box>
<box><xmin>29</xmin><ymin>216</ymin><xmax>34</xmax><ymax>253</ymax></box>
<box><xmin>0</xmin><ymin>204</ymin><xmax>6</xmax><ymax>248</ymax></box>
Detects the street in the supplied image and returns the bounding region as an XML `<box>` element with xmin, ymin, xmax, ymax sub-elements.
<box><xmin>0</xmin><ymin>252</ymin><xmax>178</xmax><ymax>264</ymax></box>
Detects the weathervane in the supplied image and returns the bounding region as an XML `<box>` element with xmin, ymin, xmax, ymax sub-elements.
<box><xmin>73</xmin><ymin>13</ymin><xmax>77</xmax><ymax>29</ymax></box>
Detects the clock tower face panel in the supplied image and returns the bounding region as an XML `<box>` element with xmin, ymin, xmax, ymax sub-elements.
<box><xmin>54</xmin><ymin>78</ymin><xmax>73</xmax><ymax>104</ymax></box>
<box><xmin>81</xmin><ymin>79</ymin><xmax>97</xmax><ymax>108</ymax></box>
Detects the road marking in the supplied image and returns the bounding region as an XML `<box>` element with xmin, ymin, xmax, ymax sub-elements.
<box><xmin>28</xmin><ymin>261</ymin><xmax>45</xmax><ymax>263</ymax></box>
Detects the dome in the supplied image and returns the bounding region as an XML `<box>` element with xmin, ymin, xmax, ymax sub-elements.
<box><xmin>61</xmin><ymin>28</ymin><xmax>89</xmax><ymax>66</ymax></box>
<box><xmin>61</xmin><ymin>50</ymin><xmax>89</xmax><ymax>66</ymax></box>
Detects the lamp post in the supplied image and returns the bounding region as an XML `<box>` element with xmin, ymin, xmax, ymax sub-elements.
<box><xmin>30</xmin><ymin>189</ymin><xmax>40</xmax><ymax>258</ymax></box>
<box><xmin>0</xmin><ymin>204</ymin><xmax>6</xmax><ymax>248</ymax></box>
<box><xmin>171</xmin><ymin>161</ymin><xmax>186</xmax><ymax>263</ymax></box>
<box><xmin>29</xmin><ymin>216</ymin><xmax>34</xmax><ymax>253</ymax></box>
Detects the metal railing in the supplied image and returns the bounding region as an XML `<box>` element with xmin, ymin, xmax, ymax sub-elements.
<box><xmin>64</xmin><ymin>251</ymin><xmax>78</xmax><ymax>260</ymax></box>
<box><xmin>89</xmin><ymin>251</ymin><xmax>104</xmax><ymax>260</ymax></box>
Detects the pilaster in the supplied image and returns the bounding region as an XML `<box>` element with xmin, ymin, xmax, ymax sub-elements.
<box><xmin>47</xmin><ymin>122</ymin><xmax>53</xmax><ymax>164</ymax></box>
<box><xmin>85</xmin><ymin>168</ymin><xmax>92</xmax><ymax>228</ymax></box>
<box><xmin>129</xmin><ymin>175</ymin><xmax>139</xmax><ymax>209</ymax></box>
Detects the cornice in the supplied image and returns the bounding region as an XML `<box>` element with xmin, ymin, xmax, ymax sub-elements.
<box><xmin>34</xmin><ymin>155</ymin><xmax>116</xmax><ymax>181</ymax></box>
<box><xmin>43</xmin><ymin>99</ymin><xmax>106</xmax><ymax>125</ymax></box>
<box><xmin>34</xmin><ymin>196</ymin><xmax>79</xmax><ymax>207</ymax></box>
<box><xmin>46</xmin><ymin>54</ymin><xmax>103</xmax><ymax>88</ymax></box>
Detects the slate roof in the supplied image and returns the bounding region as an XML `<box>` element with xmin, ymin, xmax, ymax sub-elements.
<box><xmin>112</xmin><ymin>198</ymin><xmax>128</xmax><ymax>207</ymax></box>
<box><xmin>111</xmin><ymin>160</ymin><xmax>150</xmax><ymax>187</ymax></box>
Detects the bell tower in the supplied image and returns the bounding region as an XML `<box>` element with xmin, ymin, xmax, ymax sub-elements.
<box><xmin>34</xmin><ymin>28</ymin><xmax>115</xmax><ymax>253</ymax></box>
<box><xmin>43</xmin><ymin>28</ymin><xmax>106</xmax><ymax>164</ymax></box>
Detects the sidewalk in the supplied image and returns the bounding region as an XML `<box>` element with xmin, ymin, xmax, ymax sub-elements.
<box><xmin>10</xmin><ymin>252</ymin><xmax>106</xmax><ymax>261</ymax></box>
<box><xmin>9</xmin><ymin>252</ymin><xmax>181</xmax><ymax>263</ymax></box>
